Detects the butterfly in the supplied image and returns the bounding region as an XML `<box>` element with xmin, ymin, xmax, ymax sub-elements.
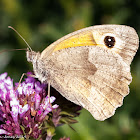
<box><xmin>26</xmin><ymin>25</ymin><xmax>139</xmax><ymax>121</ymax></box>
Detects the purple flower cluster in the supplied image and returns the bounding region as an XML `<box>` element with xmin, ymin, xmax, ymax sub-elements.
<box><xmin>0</xmin><ymin>72</ymin><xmax>58</xmax><ymax>139</ymax></box>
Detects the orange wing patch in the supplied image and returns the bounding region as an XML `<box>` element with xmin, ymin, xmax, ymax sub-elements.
<box><xmin>52</xmin><ymin>31</ymin><xmax>97</xmax><ymax>52</ymax></box>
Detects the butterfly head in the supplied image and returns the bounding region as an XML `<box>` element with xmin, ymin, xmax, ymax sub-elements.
<box><xmin>26</xmin><ymin>48</ymin><xmax>40</xmax><ymax>63</ymax></box>
<box><xmin>26</xmin><ymin>49</ymin><xmax>41</xmax><ymax>77</ymax></box>
<box><xmin>26</xmin><ymin>49</ymin><xmax>50</xmax><ymax>83</ymax></box>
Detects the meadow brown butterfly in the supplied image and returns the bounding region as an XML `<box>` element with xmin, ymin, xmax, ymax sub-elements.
<box><xmin>26</xmin><ymin>25</ymin><xmax>139</xmax><ymax>121</ymax></box>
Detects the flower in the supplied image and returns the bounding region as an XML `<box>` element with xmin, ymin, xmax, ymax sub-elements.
<box><xmin>0</xmin><ymin>72</ymin><xmax>58</xmax><ymax>139</ymax></box>
<box><xmin>0</xmin><ymin>72</ymin><xmax>82</xmax><ymax>139</ymax></box>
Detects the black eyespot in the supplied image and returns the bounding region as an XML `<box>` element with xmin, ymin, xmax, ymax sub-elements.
<box><xmin>104</xmin><ymin>36</ymin><xmax>116</xmax><ymax>48</ymax></box>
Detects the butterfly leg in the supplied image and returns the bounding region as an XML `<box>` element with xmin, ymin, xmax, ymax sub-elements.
<box><xmin>15</xmin><ymin>73</ymin><xmax>36</xmax><ymax>91</ymax></box>
<box><xmin>47</xmin><ymin>81</ymin><xmax>51</xmax><ymax>104</ymax></box>
<box><xmin>47</xmin><ymin>81</ymin><xmax>54</xmax><ymax>113</ymax></box>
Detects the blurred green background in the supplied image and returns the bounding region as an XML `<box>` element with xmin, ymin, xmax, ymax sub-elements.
<box><xmin>0</xmin><ymin>0</ymin><xmax>140</xmax><ymax>140</ymax></box>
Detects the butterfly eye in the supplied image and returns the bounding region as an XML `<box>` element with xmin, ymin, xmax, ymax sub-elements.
<box><xmin>104</xmin><ymin>36</ymin><xmax>116</xmax><ymax>48</ymax></box>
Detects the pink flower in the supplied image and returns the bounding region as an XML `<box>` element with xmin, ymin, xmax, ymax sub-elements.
<box><xmin>0</xmin><ymin>72</ymin><xmax>58</xmax><ymax>138</ymax></box>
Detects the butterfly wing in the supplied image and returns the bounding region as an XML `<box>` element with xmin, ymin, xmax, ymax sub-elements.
<box><xmin>48</xmin><ymin>45</ymin><xmax>131</xmax><ymax>121</ymax></box>
<box><xmin>39</xmin><ymin>25</ymin><xmax>139</xmax><ymax>120</ymax></box>
<box><xmin>41</xmin><ymin>25</ymin><xmax>139</xmax><ymax>65</ymax></box>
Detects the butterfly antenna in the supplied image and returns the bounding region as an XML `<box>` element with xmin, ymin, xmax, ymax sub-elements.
<box><xmin>0</xmin><ymin>48</ymin><xmax>27</xmax><ymax>54</ymax></box>
<box><xmin>8</xmin><ymin>26</ymin><xmax>32</xmax><ymax>51</ymax></box>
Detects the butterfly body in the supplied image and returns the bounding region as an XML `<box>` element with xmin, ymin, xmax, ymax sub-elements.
<box><xmin>26</xmin><ymin>25</ymin><xmax>139</xmax><ymax>121</ymax></box>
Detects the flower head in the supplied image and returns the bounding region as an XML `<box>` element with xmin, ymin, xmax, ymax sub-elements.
<box><xmin>0</xmin><ymin>72</ymin><xmax>82</xmax><ymax>139</ymax></box>
<box><xmin>0</xmin><ymin>72</ymin><xmax>58</xmax><ymax>138</ymax></box>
